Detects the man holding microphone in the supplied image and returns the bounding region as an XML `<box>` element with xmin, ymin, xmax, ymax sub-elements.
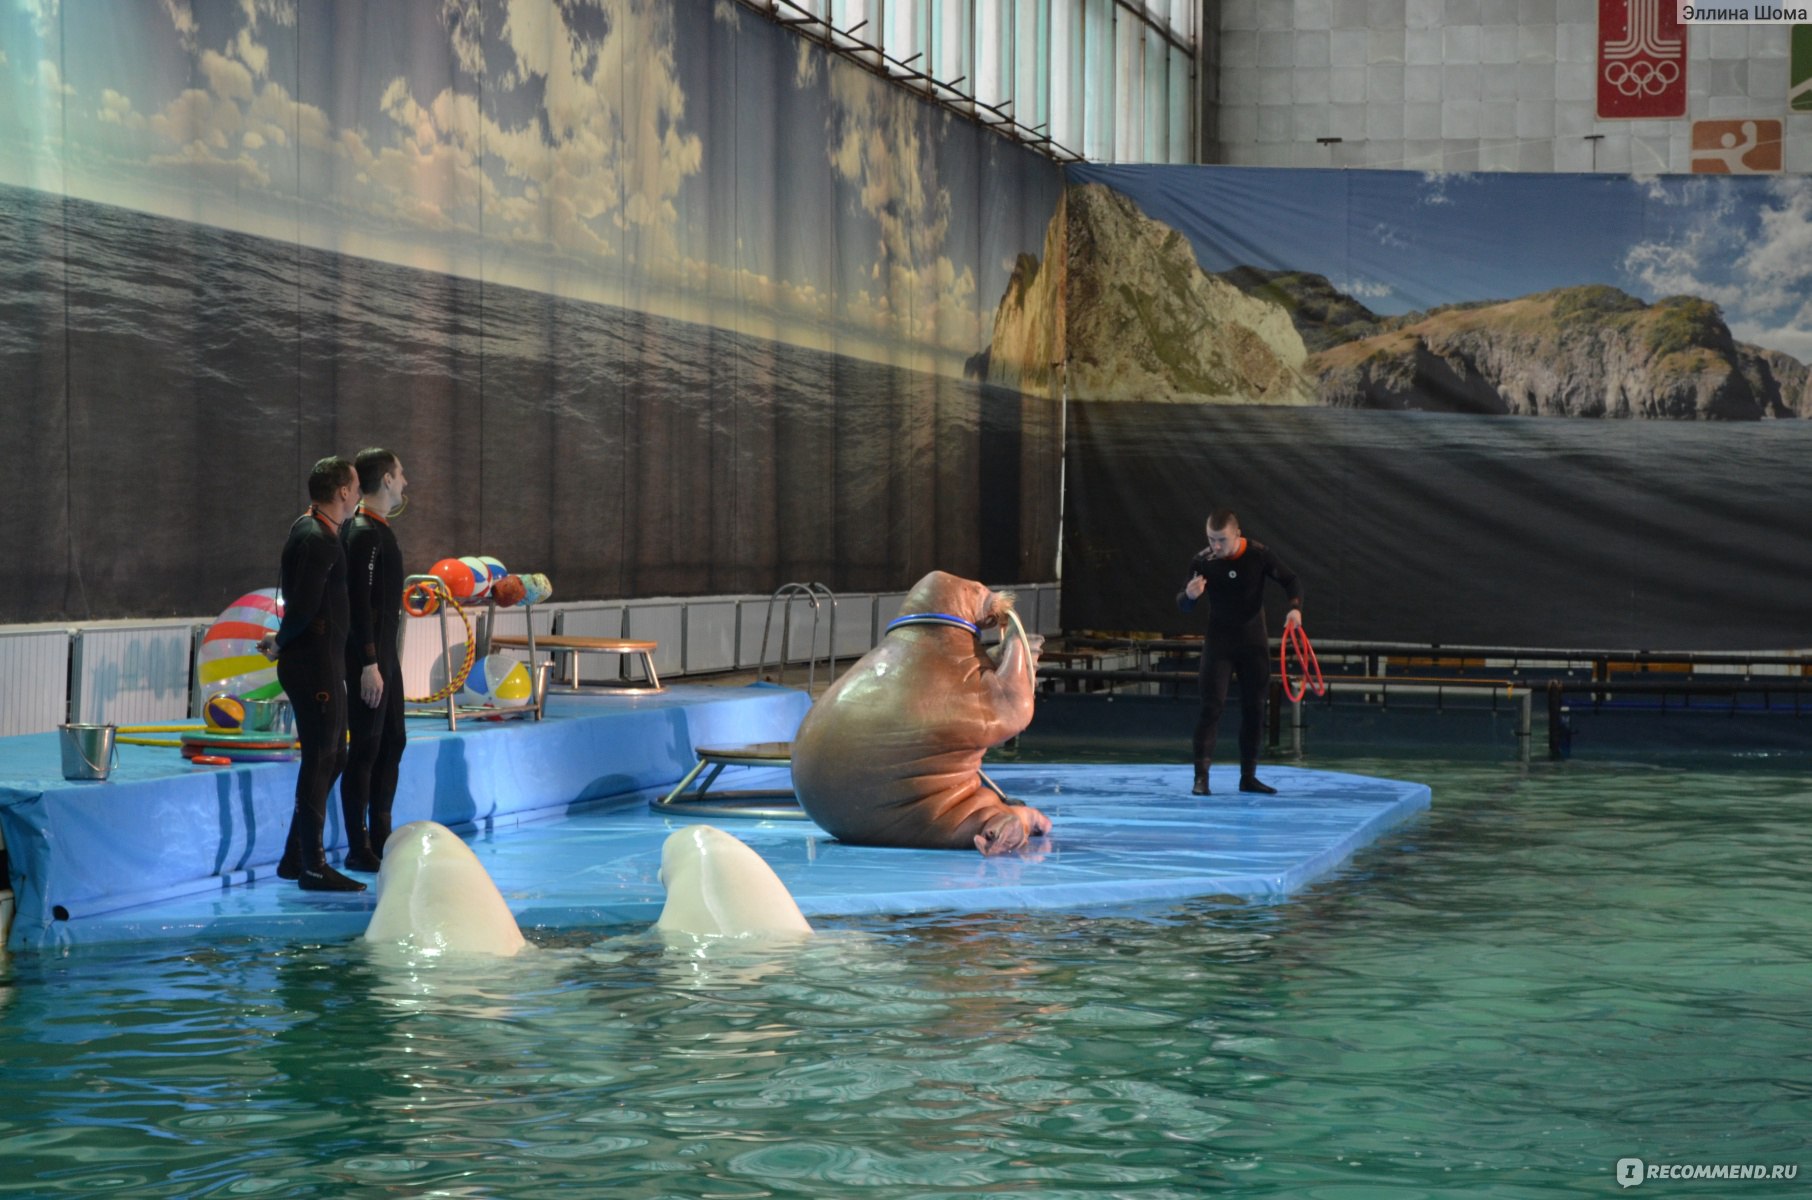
<box><xmin>1176</xmin><ymin>509</ymin><xmax>1303</xmax><ymax>796</ymax></box>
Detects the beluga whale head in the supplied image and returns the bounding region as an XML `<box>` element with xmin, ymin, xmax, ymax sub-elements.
<box><xmin>655</xmin><ymin>825</ymin><xmax>812</xmax><ymax>939</ymax></box>
<box><xmin>363</xmin><ymin>821</ymin><xmax>528</xmax><ymax>957</ymax></box>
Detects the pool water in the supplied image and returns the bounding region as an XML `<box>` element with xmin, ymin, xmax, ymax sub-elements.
<box><xmin>2</xmin><ymin>750</ymin><xmax>1809</xmax><ymax>1198</ymax></box>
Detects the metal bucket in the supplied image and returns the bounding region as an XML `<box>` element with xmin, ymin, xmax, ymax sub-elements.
<box><xmin>243</xmin><ymin>698</ymin><xmax>293</xmax><ymax>735</ymax></box>
<box><xmin>59</xmin><ymin>723</ymin><xmax>118</xmax><ymax>782</ymax></box>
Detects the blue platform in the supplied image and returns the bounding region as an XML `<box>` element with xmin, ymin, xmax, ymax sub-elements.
<box><xmin>4</xmin><ymin>698</ymin><xmax>1431</xmax><ymax>946</ymax></box>
<box><xmin>0</xmin><ymin>684</ymin><xmax>811</xmax><ymax>949</ymax></box>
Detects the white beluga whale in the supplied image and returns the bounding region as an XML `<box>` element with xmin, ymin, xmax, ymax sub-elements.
<box><xmin>363</xmin><ymin>821</ymin><xmax>528</xmax><ymax>957</ymax></box>
<box><xmin>656</xmin><ymin>824</ymin><xmax>813</xmax><ymax>938</ymax></box>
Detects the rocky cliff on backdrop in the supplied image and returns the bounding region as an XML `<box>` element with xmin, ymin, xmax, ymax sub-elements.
<box><xmin>972</xmin><ymin>186</ymin><xmax>1807</xmax><ymax>418</ymax></box>
<box><xmin>970</xmin><ymin>184</ymin><xmax>1314</xmax><ymax>404</ymax></box>
<box><xmin>1310</xmin><ymin>284</ymin><xmax>1807</xmax><ymax>419</ymax></box>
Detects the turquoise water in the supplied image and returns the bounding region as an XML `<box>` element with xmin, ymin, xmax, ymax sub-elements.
<box><xmin>2</xmin><ymin>751</ymin><xmax>1809</xmax><ymax>1198</ymax></box>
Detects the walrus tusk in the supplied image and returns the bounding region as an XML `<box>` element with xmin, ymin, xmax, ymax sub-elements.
<box><xmin>1005</xmin><ymin>608</ymin><xmax>1034</xmax><ymax>683</ymax></box>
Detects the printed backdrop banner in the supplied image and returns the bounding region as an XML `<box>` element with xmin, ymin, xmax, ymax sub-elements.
<box><xmin>1060</xmin><ymin>164</ymin><xmax>1811</xmax><ymax>650</ymax></box>
<box><xmin>0</xmin><ymin>1</ymin><xmax>1063</xmax><ymax>624</ymax></box>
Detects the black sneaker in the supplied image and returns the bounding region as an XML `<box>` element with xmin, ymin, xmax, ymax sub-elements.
<box><xmin>1192</xmin><ymin>766</ymin><xmax>1210</xmax><ymax>796</ymax></box>
<box><xmin>1238</xmin><ymin>776</ymin><xmax>1277</xmax><ymax>795</ymax></box>
<box><xmin>298</xmin><ymin>864</ymin><xmax>367</xmax><ymax>892</ymax></box>
<box><xmin>276</xmin><ymin>852</ymin><xmax>302</xmax><ymax>881</ymax></box>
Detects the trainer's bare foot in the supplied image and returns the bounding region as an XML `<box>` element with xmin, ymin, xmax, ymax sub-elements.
<box><xmin>974</xmin><ymin>805</ymin><xmax>1052</xmax><ymax>855</ymax></box>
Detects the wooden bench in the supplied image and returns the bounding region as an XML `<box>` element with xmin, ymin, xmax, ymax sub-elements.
<box><xmin>490</xmin><ymin>635</ymin><xmax>664</xmax><ymax>694</ymax></box>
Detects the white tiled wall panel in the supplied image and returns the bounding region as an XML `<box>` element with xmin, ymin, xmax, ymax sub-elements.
<box><xmin>1215</xmin><ymin>7</ymin><xmax>1812</xmax><ymax>172</ymax></box>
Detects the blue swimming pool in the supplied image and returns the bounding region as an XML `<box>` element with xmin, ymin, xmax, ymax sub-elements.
<box><xmin>2</xmin><ymin>747</ymin><xmax>1807</xmax><ymax>1197</ymax></box>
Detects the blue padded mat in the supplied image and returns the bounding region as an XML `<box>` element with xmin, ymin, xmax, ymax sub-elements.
<box><xmin>0</xmin><ymin>684</ymin><xmax>810</xmax><ymax>949</ymax></box>
<box><xmin>18</xmin><ymin>762</ymin><xmax>1430</xmax><ymax>948</ymax></box>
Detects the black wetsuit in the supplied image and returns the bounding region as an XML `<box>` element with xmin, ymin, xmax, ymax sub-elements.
<box><xmin>341</xmin><ymin>506</ymin><xmax>405</xmax><ymax>862</ymax></box>
<box><xmin>1176</xmin><ymin>540</ymin><xmax>1302</xmax><ymax>780</ymax></box>
<box><xmin>274</xmin><ymin>508</ymin><xmax>351</xmax><ymax>872</ymax></box>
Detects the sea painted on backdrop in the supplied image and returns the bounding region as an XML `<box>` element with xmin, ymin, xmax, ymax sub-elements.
<box><xmin>1064</xmin><ymin>401</ymin><xmax>1812</xmax><ymax>649</ymax></box>
<box><xmin>0</xmin><ymin>183</ymin><xmax>1060</xmax><ymax>623</ymax></box>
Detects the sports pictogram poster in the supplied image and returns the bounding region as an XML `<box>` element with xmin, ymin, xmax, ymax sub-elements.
<box><xmin>1599</xmin><ymin>0</ymin><xmax>1687</xmax><ymax>119</ymax></box>
<box><xmin>1791</xmin><ymin>25</ymin><xmax>1812</xmax><ymax>111</ymax></box>
<box><xmin>1690</xmin><ymin>119</ymin><xmax>1783</xmax><ymax>172</ymax></box>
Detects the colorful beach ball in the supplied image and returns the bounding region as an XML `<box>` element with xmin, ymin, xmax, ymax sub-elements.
<box><xmin>459</xmin><ymin>556</ymin><xmax>494</xmax><ymax>601</ymax></box>
<box><xmin>479</xmin><ymin>556</ymin><xmax>508</xmax><ymax>590</ymax></box>
<box><xmin>204</xmin><ymin>692</ymin><xmax>246</xmax><ymax>732</ymax></box>
<box><xmin>459</xmin><ymin>653</ymin><xmax>534</xmax><ymax>708</ymax></box>
<box><xmin>198</xmin><ymin>588</ymin><xmax>286</xmax><ymax>703</ymax></box>
<box><xmin>429</xmin><ymin>557</ymin><xmax>482</xmax><ymax>602</ymax></box>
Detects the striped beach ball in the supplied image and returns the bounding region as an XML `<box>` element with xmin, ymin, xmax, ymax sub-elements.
<box><xmin>459</xmin><ymin>653</ymin><xmax>534</xmax><ymax>708</ymax></box>
<box><xmin>197</xmin><ymin>588</ymin><xmax>286</xmax><ymax>703</ymax></box>
<box><xmin>459</xmin><ymin>556</ymin><xmax>494</xmax><ymax>600</ymax></box>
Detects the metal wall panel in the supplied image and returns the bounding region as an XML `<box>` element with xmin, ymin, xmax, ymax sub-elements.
<box><xmin>557</xmin><ymin>605</ymin><xmax>625</xmax><ymax>639</ymax></box>
<box><xmin>831</xmin><ymin>594</ymin><xmax>876</xmax><ymax>661</ymax></box>
<box><xmin>683</xmin><ymin>601</ymin><xmax>740</xmax><ymax>674</ymax></box>
<box><xmin>0</xmin><ymin>629</ymin><xmax>72</xmax><ymax>736</ymax></box>
<box><xmin>70</xmin><ymin>623</ymin><xmax>193</xmax><ymax>725</ymax></box>
<box><xmin>875</xmin><ymin>592</ymin><xmax>909</xmax><ymax>637</ymax></box>
<box><xmin>623</xmin><ymin>602</ymin><xmax>683</xmax><ymax>677</ymax></box>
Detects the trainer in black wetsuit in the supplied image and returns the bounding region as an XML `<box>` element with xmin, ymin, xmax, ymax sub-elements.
<box><xmin>340</xmin><ymin>448</ymin><xmax>409</xmax><ymax>872</ymax></box>
<box><xmin>1176</xmin><ymin>510</ymin><xmax>1303</xmax><ymax>796</ymax></box>
<box><xmin>264</xmin><ymin>457</ymin><xmax>365</xmax><ymax>892</ymax></box>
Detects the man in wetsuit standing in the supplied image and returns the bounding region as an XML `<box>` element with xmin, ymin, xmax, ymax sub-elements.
<box><xmin>258</xmin><ymin>456</ymin><xmax>366</xmax><ymax>892</ymax></box>
<box><xmin>1176</xmin><ymin>509</ymin><xmax>1303</xmax><ymax>796</ymax></box>
<box><xmin>339</xmin><ymin>447</ymin><xmax>409</xmax><ymax>872</ymax></box>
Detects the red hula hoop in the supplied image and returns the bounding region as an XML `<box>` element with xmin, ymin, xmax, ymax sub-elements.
<box><xmin>1280</xmin><ymin>623</ymin><xmax>1326</xmax><ymax>703</ymax></box>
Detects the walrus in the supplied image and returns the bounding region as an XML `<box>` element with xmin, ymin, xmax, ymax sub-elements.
<box><xmin>791</xmin><ymin>570</ymin><xmax>1050</xmax><ymax>855</ymax></box>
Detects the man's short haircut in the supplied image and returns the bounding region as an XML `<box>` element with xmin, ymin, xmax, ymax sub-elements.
<box><xmin>307</xmin><ymin>456</ymin><xmax>355</xmax><ymax>503</ymax></box>
<box><xmin>353</xmin><ymin>447</ymin><xmax>399</xmax><ymax>495</ymax></box>
<box><xmin>1207</xmin><ymin>508</ymin><xmax>1240</xmax><ymax>532</ymax></box>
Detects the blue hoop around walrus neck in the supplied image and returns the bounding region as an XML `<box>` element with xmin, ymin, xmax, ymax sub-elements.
<box><xmin>885</xmin><ymin>612</ymin><xmax>980</xmax><ymax>635</ymax></box>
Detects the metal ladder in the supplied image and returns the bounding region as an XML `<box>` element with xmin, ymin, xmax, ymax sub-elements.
<box><xmin>652</xmin><ymin>583</ymin><xmax>837</xmax><ymax>819</ymax></box>
<box><xmin>755</xmin><ymin>582</ymin><xmax>836</xmax><ymax>695</ymax></box>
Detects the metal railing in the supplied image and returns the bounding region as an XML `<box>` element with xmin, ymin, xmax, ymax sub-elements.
<box><xmin>1038</xmin><ymin>638</ymin><xmax>1812</xmax><ymax>761</ymax></box>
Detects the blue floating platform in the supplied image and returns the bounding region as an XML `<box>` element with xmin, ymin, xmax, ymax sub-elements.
<box><xmin>7</xmin><ymin>740</ymin><xmax>1430</xmax><ymax>948</ymax></box>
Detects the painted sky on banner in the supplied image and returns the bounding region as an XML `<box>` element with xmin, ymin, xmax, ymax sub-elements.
<box><xmin>1072</xmin><ymin>162</ymin><xmax>1812</xmax><ymax>362</ymax></box>
<box><xmin>0</xmin><ymin>0</ymin><xmax>1042</xmax><ymax>374</ymax></box>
